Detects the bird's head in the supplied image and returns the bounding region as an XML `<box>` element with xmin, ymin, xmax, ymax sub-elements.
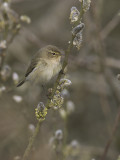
<box><xmin>41</xmin><ymin>45</ymin><xmax>64</xmax><ymax>62</ymax></box>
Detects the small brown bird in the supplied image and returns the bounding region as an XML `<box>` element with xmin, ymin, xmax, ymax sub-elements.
<box><xmin>17</xmin><ymin>45</ymin><xmax>63</xmax><ymax>87</ymax></box>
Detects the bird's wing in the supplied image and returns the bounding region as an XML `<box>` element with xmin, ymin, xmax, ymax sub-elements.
<box><xmin>25</xmin><ymin>57</ymin><xmax>47</xmax><ymax>77</ymax></box>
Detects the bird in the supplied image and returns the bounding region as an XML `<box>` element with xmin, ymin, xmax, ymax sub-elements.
<box><xmin>17</xmin><ymin>45</ymin><xmax>63</xmax><ymax>87</ymax></box>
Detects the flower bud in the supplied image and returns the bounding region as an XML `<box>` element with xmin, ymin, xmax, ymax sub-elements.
<box><xmin>0</xmin><ymin>65</ymin><xmax>11</xmax><ymax>81</ymax></box>
<box><xmin>55</xmin><ymin>129</ymin><xmax>63</xmax><ymax>140</ymax></box>
<box><xmin>49</xmin><ymin>91</ymin><xmax>64</xmax><ymax>109</ymax></box>
<box><xmin>20</xmin><ymin>15</ymin><xmax>31</xmax><ymax>24</ymax></box>
<box><xmin>28</xmin><ymin>124</ymin><xmax>35</xmax><ymax>133</ymax></box>
<box><xmin>13</xmin><ymin>95</ymin><xmax>23</xmax><ymax>103</ymax></box>
<box><xmin>37</xmin><ymin>102</ymin><xmax>45</xmax><ymax>111</ymax></box>
<box><xmin>72</xmin><ymin>23</ymin><xmax>85</xmax><ymax>36</ymax></box>
<box><xmin>60</xmin><ymin>78</ymin><xmax>72</xmax><ymax>88</ymax></box>
<box><xmin>1</xmin><ymin>2</ymin><xmax>9</xmax><ymax>11</ymax></box>
<box><xmin>70</xmin><ymin>140</ymin><xmax>79</xmax><ymax>149</ymax></box>
<box><xmin>35</xmin><ymin>102</ymin><xmax>47</xmax><ymax>120</ymax></box>
<box><xmin>66</xmin><ymin>100</ymin><xmax>75</xmax><ymax>114</ymax></box>
<box><xmin>59</xmin><ymin>109</ymin><xmax>67</xmax><ymax>119</ymax></box>
<box><xmin>73</xmin><ymin>32</ymin><xmax>82</xmax><ymax>50</ymax></box>
<box><xmin>0</xmin><ymin>40</ymin><xmax>7</xmax><ymax>49</ymax></box>
<box><xmin>14</xmin><ymin>156</ymin><xmax>21</xmax><ymax>160</ymax></box>
<box><xmin>83</xmin><ymin>0</ymin><xmax>91</xmax><ymax>12</ymax></box>
<box><xmin>70</xmin><ymin>7</ymin><xmax>80</xmax><ymax>23</ymax></box>
<box><xmin>12</xmin><ymin>72</ymin><xmax>19</xmax><ymax>84</ymax></box>
<box><xmin>0</xmin><ymin>86</ymin><xmax>6</xmax><ymax>95</ymax></box>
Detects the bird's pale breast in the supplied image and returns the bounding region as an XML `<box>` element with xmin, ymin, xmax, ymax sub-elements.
<box><xmin>26</xmin><ymin>58</ymin><xmax>61</xmax><ymax>84</ymax></box>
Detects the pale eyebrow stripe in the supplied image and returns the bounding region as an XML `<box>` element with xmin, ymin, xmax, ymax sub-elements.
<box><xmin>49</xmin><ymin>50</ymin><xmax>60</xmax><ymax>54</ymax></box>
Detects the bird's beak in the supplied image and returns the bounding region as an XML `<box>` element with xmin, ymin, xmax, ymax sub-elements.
<box><xmin>60</xmin><ymin>52</ymin><xmax>64</xmax><ymax>56</ymax></box>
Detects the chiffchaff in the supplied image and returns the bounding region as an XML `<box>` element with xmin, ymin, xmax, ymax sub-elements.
<box><xmin>17</xmin><ymin>45</ymin><xmax>63</xmax><ymax>87</ymax></box>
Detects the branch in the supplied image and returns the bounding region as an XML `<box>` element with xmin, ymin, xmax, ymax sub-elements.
<box><xmin>101</xmin><ymin>107</ymin><xmax>120</xmax><ymax>160</ymax></box>
<box><xmin>91</xmin><ymin>2</ymin><xmax>120</xmax><ymax>160</ymax></box>
<box><xmin>21</xmin><ymin>1</ymin><xmax>88</xmax><ymax>159</ymax></box>
<box><xmin>100</xmin><ymin>10</ymin><xmax>120</xmax><ymax>40</ymax></box>
<box><xmin>22</xmin><ymin>121</ymin><xmax>42</xmax><ymax>160</ymax></box>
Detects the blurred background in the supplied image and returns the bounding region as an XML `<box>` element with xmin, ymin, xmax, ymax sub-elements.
<box><xmin>0</xmin><ymin>0</ymin><xmax>120</xmax><ymax>160</ymax></box>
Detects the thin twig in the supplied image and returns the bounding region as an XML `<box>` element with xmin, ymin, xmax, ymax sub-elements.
<box><xmin>101</xmin><ymin>107</ymin><xmax>120</xmax><ymax>160</ymax></box>
<box><xmin>100</xmin><ymin>10</ymin><xmax>120</xmax><ymax>40</ymax></box>
<box><xmin>22</xmin><ymin>120</ymin><xmax>42</xmax><ymax>160</ymax></box>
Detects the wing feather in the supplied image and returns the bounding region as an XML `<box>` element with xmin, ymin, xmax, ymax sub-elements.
<box><xmin>25</xmin><ymin>55</ymin><xmax>47</xmax><ymax>77</ymax></box>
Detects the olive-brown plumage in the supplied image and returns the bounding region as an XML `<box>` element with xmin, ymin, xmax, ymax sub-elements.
<box><xmin>17</xmin><ymin>45</ymin><xmax>63</xmax><ymax>87</ymax></box>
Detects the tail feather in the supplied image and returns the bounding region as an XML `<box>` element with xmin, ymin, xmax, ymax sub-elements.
<box><xmin>17</xmin><ymin>79</ymin><xmax>25</xmax><ymax>87</ymax></box>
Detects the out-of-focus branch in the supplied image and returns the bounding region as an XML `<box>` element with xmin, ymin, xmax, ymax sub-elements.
<box><xmin>22</xmin><ymin>27</ymin><xmax>46</xmax><ymax>47</ymax></box>
<box><xmin>99</xmin><ymin>88</ymin><xmax>112</xmax><ymax>134</ymax></box>
<box><xmin>91</xmin><ymin>1</ymin><xmax>120</xmax><ymax>160</ymax></box>
<box><xmin>100</xmin><ymin>10</ymin><xmax>120</xmax><ymax>39</ymax></box>
<box><xmin>106</xmin><ymin>57</ymin><xmax>120</xmax><ymax>69</ymax></box>
<box><xmin>101</xmin><ymin>107</ymin><xmax>120</xmax><ymax>160</ymax></box>
<box><xmin>79</xmin><ymin>144</ymin><xmax>118</xmax><ymax>160</ymax></box>
<box><xmin>0</xmin><ymin>2</ymin><xmax>20</xmax><ymax>71</ymax></box>
<box><xmin>0</xmin><ymin>1</ymin><xmax>30</xmax><ymax>75</ymax></box>
<box><xmin>91</xmin><ymin>1</ymin><xmax>120</xmax><ymax>105</ymax></box>
<box><xmin>22</xmin><ymin>121</ymin><xmax>42</xmax><ymax>160</ymax></box>
<box><xmin>70</xmin><ymin>56</ymin><xmax>120</xmax><ymax>72</ymax></box>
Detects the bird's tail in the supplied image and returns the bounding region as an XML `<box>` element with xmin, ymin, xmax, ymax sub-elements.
<box><xmin>17</xmin><ymin>78</ymin><xmax>25</xmax><ymax>87</ymax></box>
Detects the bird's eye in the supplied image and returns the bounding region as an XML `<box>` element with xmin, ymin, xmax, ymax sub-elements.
<box><xmin>52</xmin><ymin>52</ymin><xmax>56</xmax><ymax>55</ymax></box>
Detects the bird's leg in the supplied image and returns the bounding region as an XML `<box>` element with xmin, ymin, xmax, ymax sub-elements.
<box><xmin>60</xmin><ymin>69</ymin><xmax>65</xmax><ymax>75</ymax></box>
<box><xmin>47</xmin><ymin>88</ymin><xmax>53</xmax><ymax>99</ymax></box>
